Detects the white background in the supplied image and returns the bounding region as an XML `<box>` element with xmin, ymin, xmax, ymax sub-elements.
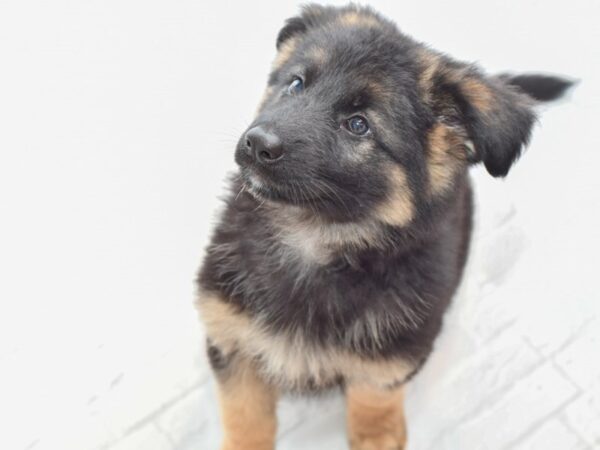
<box><xmin>0</xmin><ymin>1</ymin><xmax>599</xmax><ymax>449</ymax></box>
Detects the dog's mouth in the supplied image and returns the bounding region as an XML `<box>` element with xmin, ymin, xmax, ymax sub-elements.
<box><xmin>241</xmin><ymin>169</ymin><xmax>328</xmax><ymax>207</ymax></box>
<box><xmin>245</xmin><ymin>172</ymin><xmax>276</xmax><ymax>200</ymax></box>
<box><xmin>239</xmin><ymin>169</ymin><xmax>280</xmax><ymax>201</ymax></box>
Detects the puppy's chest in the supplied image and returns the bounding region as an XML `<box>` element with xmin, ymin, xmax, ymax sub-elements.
<box><xmin>235</xmin><ymin>227</ymin><xmax>381</xmax><ymax>307</ymax></box>
<box><xmin>202</xmin><ymin>209</ymin><xmax>440</xmax><ymax>356</ymax></box>
<box><xmin>241</xmin><ymin>232</ymin><xmax>346</xmax><ymax>301</ymax></box>
<box><xmin>279</xmin><ymin>225</ymin><xmax>335</xmax><ymax>266</ymax></box>
<box><xmin>220</xmin><ymin>221</ymin><xmax>356</xmax><ymax>296</ymax></box>
<box><xmin>200</xmin><ymin>295</ymin><xmax>415</xmax><ymax>392</ymax></box>
<box><xmin>207</xmin><ymin>217</ymin><xmax>420</xmax><ymax>329</ymax></box>
<box><xmin>201</xmin><ymin>221</ymin><xmax>430</xmax><ymax>390</ymax></box>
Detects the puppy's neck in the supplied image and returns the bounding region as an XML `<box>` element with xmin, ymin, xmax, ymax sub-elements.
<box><xmin>264</xmin><ymin>202</ymin><xmax>388</xmax><ymax>266</ymax></box>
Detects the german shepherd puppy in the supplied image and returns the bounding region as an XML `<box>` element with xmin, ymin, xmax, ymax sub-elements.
<box><xmin>196</xmin><ymin>4</ymin><xmax>571</xmax><ymax>449</ymax></box>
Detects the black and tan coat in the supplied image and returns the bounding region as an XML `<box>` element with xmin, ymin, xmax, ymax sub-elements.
<box><xmin>195</xmin><ymin>5</ymin><xmax>571</xmax><ymax>450</ymax></box>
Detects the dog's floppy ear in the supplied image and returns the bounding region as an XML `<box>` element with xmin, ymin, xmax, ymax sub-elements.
<box><xmin>276</xmin><ymin>16</ymin><xmax>307</xmax><ymax>50</ymax></box>
<box><xmin>276</xmin><ymin>4</ymin><xmax>333</xmax><ymax>50</ymax></box>
<box><xmin>422</xmin><ymin>54</ymin><xmax>537</xmax><ymax>177</ymax></box>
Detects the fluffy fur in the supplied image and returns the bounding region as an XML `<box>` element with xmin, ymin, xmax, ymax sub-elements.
<box><xmin>196</xmin><ymin>4</ymin><xmax>571</xmax><ymax>449</ymax></box>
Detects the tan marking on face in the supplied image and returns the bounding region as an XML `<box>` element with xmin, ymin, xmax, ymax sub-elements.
<box><xmin>374</xmin><ymin>165</ymin><xmax>414</xmax><ymax>227</ymax></box>
<box><xmin>347</xmin><ymin>384</ymin><xmax>407</xmax><ymax>450</ymax></box>
<box><xmin>366</xmin><ymin>110</ymin><xmax>396</xmax><ymax>145</ymax></box>
<box><xmin>426</xmin><ymin>123</ymin><xmax>468</xmax><ymax>195</ymax></box>
<box><xmin>366</xmin><ymin>81</ymin><xmax>396</xmax><ymax>110</ymax></box>
<box><xmin>217</xmin><ymin>355</ymin><xmax>278</xmax><ymax>450</ymax></box>
<box><xmin>255</xmin><ymin>86</ymin><xmax>274</xmax><ymax>115</ymax></box>
<box><xmin>367</xmin><ymin>80</ymin><xmax>387</xmax><ymax>97</ymax></box>
<box><xmin>338</xmin><ymin>11</ymin><xmax>380</xmax><ymax>28</ymax></box>
<box><xmin>308</xmin><ymin>46</ymin><xmax>327</xmax><ymax>64</ymax></box>
<box><xmin>272</xmin><ymin>37</ymin><xmax>298</xmax><ymax>70</ymax></box>
<box><xmin>197</xmin><ymin>293</ymin><xmax>415</xmax><ymax>390</ymax></box>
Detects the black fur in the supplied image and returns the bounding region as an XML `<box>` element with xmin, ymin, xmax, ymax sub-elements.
<box><xmin>206</xmin><ymin>339</ymin><xmax>229</xmax><ymax>372</ymax></box>
<box><xmin>206</xmin><ymin>338</ymin><xmax>238</xmax><ymax>380</ymax></box>
<box><xmin>276</xmin><ymin>16</ymin><xmax>307</xmax><ymax>50</ymax></box>
<box><xmin>201</xmin><ymin>177</ymin><xmax>472</xmax><ymax>363</ymax></box>
<box><xmin>197</xmin><ymin>4</ymin><xmax>571</xmax><ymax>392</ymax></box>
<box><xmin>501</xmin><ymin>73</ymin><xmax>574</xmax><ymax>102</ymax></box>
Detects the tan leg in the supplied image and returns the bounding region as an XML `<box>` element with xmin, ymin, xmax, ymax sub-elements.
<box><xmin>215</xmin><ymin>356</ymin><xmax>278</xmax><ymax>450</ymax></box>
<box><xmin>346</xmin><ymin>384</ymin><xmax>407</xmax><ymax>450</ymax></box>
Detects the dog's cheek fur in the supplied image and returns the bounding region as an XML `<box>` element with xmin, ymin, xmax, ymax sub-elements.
<box><xmin>374</xmin><ymin>165</ymin><xmax>415</xmax><ymax>227</ymax></box>
<box><xmin>425</xmin><ymin>123</ymin><xmax>469</xmax><ymax>195</ymax></box>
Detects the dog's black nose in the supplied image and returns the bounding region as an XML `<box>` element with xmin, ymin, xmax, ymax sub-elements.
<box><xmin>244</xmin><ymin>126</ymin><xmax>284</xmax><ymax>163</ymax></box>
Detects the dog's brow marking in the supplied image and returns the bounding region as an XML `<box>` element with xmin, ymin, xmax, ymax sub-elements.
<box><xmin>308</xmin><ymin>46</ymin><xmax>327</xmax><ymax>64</ymax></box>
<box><xmin>374</xmin><ymin>166</ymin><xmax>414</xmax><ymax>227</ymax></box>
<box><xmin>338</xmin><ymin>11</ymin><xmax>380</xmax><ymax>28</ymax></box>
<box><xmin>367</xmin><ymin>80</ymin><xmax>392</xmax><ymax>98</ymax></box>
<box><xmin>272</xmin><ymin>37</ymin><xmax>298</xmax><ymax>70</ymax></box>
<box><xmin>426</xmin><ymin>123</ymin><xmax>468</xmax><ymax>195</ymax></box>
<box><xmin>255</xmin><ymin>86</ymin><xmax>275</xmax><ymax>115</ymax></box>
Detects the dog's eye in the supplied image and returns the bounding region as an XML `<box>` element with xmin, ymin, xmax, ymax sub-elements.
<box><xmin>345</xmin><ymin>116</ymin><xmax>369</xmax><ymax>135</ymax></box>
<box><xmin>287</xmin><ymin>77</ymin><xmax>304</xmax><ymax>95</ymax></box>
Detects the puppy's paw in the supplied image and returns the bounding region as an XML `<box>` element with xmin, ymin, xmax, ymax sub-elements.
<box><xmin>349</xmin><ymin>428</ymin><xmax>406</xmax><ymax>450</ymax></box>
<box><xmin>221</xmin><ymin>442</ymin><xmax>274</xmax><ymax>450</ymax></box>
<box><xmin>346</xmin><ymin>385</ymin><xmax>407</xmax><ymax>450</ymax></box>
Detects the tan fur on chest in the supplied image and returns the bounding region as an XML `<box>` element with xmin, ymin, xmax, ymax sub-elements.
<box><xmin>197</xmin><ymin>292</ymin><xmax>414</xmax><ymax>390</ymax></box>
<box><xmin>265</xmin><ymin>204</ymin><xmax>391</xmax><ymax>266</ymax></box>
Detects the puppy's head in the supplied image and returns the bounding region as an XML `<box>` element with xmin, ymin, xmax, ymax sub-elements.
<box><xmin>235</xmin><ymin>5</ymin><xmax>538</xmax><ymax>224</ymax></box>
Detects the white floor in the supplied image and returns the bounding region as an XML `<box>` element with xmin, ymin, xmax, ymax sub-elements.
<box><xmin>1</xmin><ymin>1</ymin><xmax>599</xmax><ymax>449</ymax></box>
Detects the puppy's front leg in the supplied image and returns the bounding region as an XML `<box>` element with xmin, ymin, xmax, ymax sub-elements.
<box><xmin>207</xmin><ymin>342</ymin><xmax>278</xmax><ymax>450</ymax></box>
<box><xmin>346</xmin><ymin>383</ymin><xmax>407</xmax><ymax>450</ymax></box>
